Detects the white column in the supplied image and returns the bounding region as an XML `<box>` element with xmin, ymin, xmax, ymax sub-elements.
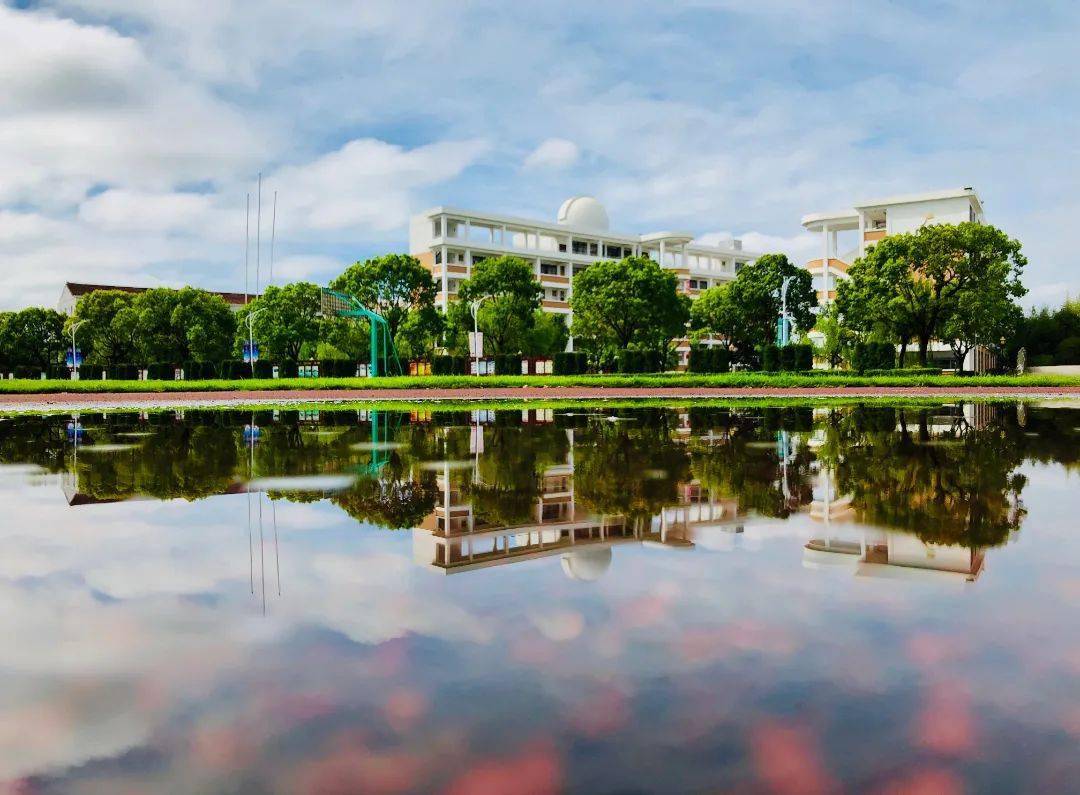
<box><xmin>822</xmin><ymin>224</ymin><xmax>830</xmax><ymax>305</ymax></box>
<box><xmin>858</xmin><ymin>212</ymin><xmax>866</xmax><ymax>257</ymax></box>
<box><xmin>659</xmin><ymin>240</ymin><xmax>666</xmax><ymax>268</ymax></box>
<box><xmin>441</xmin><ymin>245</ymin><xmax>449</xmax><ymax>307</ymax></box>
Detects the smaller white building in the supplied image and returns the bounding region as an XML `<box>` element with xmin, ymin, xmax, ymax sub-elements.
<box><xmin>801</xmin><ymin>187</ymin><xmax>984</xmax><ymax>306</ymax></box>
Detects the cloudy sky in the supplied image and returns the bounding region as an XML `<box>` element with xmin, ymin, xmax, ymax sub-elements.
<box><xmin>2</xmin><ymin>0</ymin><xmax>1078</xmax><ymax>310</ymax></box>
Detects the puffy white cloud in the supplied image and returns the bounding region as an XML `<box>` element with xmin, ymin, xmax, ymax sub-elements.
<box><xmin>0</xmin><ymin>5</ymin><xmax>268</xmax><ymax>208</ymax></box>
<box><xmin>523</xmin><ymin>138</ymin><xmax>580</xmax><ymax>170</ymax></box>
<box><xmin>268</xmin><ymin>137</ymin><xmax>489</xmax><ymax>234</ymax></box>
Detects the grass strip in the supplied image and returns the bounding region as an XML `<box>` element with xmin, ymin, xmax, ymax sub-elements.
<box><xmin>2</xmin><ymin>372</ymin><xmax>1080</xmax><ymax>394</ymax></box>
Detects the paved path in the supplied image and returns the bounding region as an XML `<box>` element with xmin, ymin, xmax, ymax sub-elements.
<box><xmin>2</xmin><ymin>385</ymin><xmax>1080</xmax><ymax>411</ymax></box>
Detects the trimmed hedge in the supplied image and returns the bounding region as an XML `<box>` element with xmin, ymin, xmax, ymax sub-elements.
<box><xmin>688</xmin><ymin>347</ymin><xmax>731</xmax><ymax>373</ymax></box>
<box><xmin>432</xmin><ymin>355</ymin><xmax>469</xmax><ymax>376</ymax></box>
<box><xmin>762</xmin><ymin>344</ymin><xmax>780</xmax><ymax>372</ymax></box>
<box><xmin>553</xmin><ymin>351</ymin><xmax>588</xmax><ymax>375</ymax></box>
<box><xmin>852</xmin><ymin>342</ymin><xmax>895</xmax><ymax>372</ymax></box>
<box><xmin>793</xmin><ymin>344</ymin><xmax>814</xmax><ymax>371</ymax></box>
<box><xmin>494</xmin><ymin>353</ymin><xmax>523</xmax><ymax>376</ymax></box>
<box><xmin>617</xmin><ymin>350</ymin><xmax>663</xmax><ymax>374</ymax></box>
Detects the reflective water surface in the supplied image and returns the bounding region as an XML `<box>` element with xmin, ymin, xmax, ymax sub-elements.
<box><xmin>1</xmin><ymin>402</ymin><xmax>1078</xmax><ymax>793</ymax></box>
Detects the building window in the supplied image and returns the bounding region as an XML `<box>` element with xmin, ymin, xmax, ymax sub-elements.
<box><xmin>434</xmin><ymin>250</ymin><xmax>443</xmax><ymax>264</ymax></box>
<box><xmin>589</xmin><ymin>242</ymin><xmax>598</xmax><ymax>256</ymax></box>
<box><xmin>447</xmin><ymin>249</ymin><xmax>465</xmax><ymax>264</ymax></box>
<box><xmin>540</xmin><ymin>263</ymin><xmax>565</xmax><ymax>276</ymax></box>
<box><xmin>571</xmin><ymin>240</ymin><xmax>588</xmax><ymax>255</ymax></box>
<box><xmin>573</xmin><ymin>264</ymin><xmax>588</xmax><ymax>275</ymax></box>
<box><xmin>432</xmin><ymin>218</ymin><xmax>443</xmax><ymax>237</ymax></box>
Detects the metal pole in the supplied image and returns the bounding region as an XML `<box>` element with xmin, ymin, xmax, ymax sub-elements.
<box><xmin>255</xmin><ymin>173</ymin><xmax>262</xmax><ymax>297</ymax></box>
<box><xmin>245</xmin><ymin>193</ymin><xmax>250</xmax><ymax>305</ymax></box>
<box><xmin>269</xmin><ymin>190</ymin><xmax>277</xmax><ymax>285</ymax></box>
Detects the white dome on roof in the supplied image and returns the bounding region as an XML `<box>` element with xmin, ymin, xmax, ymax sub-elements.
<box><xmin>557</xmin><ymin>196</ymin><xmax>609</xmax><ymax>231</ymax></box>
<box><xmin>560</xmin><ymin>547</ymin><xmax>612</xmax><ymax>582</ymax></box>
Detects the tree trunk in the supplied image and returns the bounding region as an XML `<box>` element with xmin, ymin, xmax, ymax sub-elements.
<box><xmin>898</xmin><ymin>339</ymin><xmax>908</xmax><ymax>368</ymax></box>
<box><xmin>918</xmin><ymin>333</ymin><xmax>931</xmax><ymax>367</ymax></box>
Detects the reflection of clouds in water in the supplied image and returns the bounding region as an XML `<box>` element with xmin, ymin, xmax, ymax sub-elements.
<box><xmin>248</xmin><ymin>474</ymin><xmax>356</xmax><ymax>492</ymax></box>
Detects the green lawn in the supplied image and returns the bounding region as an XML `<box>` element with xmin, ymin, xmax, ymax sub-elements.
<box><xmin>2</xmin><ymin>372</ymin><xmax>1080</xmax><ymax>394</ymax></box>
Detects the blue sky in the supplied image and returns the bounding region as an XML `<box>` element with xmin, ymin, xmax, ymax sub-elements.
<box><xmin>1</xmin><ymin>0</ymin><xmax>1078</xmax><ymax>309</ymax></box>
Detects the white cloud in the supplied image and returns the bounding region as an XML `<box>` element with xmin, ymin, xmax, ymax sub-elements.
<box><xmin>269</xmin><ymin>137</ymin><xmax>489</xmax><ymax>234</ymax></box>
<box><xmin>0</xmin><ymin>5</ymin><xmax>268</xmax><ymax>208</ymax></box>
<box><xmin>523</xmin><ymin>138</ymin><xmax>580</xmax><ymax>170</ymax></box>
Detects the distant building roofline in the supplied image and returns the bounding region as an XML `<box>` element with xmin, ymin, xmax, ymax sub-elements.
<box><xmin>62</xmin><ymin>282</ymin><xmax>256</xmax><ymax>307</ymax></box>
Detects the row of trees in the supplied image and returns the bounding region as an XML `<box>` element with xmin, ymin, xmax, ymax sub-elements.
<box><xmin>829</xmin><ymin>222</ymin><xmax>1027</xmax><ymax>368</ymax></box>
<box><xmin>0</xmin><ymin>308</ymin><xmax>67</xmax><ymax>370</ymax></box>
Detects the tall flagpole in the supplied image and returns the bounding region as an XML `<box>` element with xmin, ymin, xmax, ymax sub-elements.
<box><xmin>269</xmin><ymin>190</ymin><xmax>277</xmax><ymax>286</ymax></box>
<box><xmin>255</xmin><ymin>173</ymin><xmax>262</xmax><ymax>297</ymax></box>
<box><xmin>244</xmin><ymin>192</ymin><xmax>251</xmax><ymax>304</ymax></box>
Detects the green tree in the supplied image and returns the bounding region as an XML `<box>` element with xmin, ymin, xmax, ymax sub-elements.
<box><xmin>689</xmin><ymin>282</ymin><xmax>743</xmax><ymax>353</ymax></box>
<box><xmin>838</xmin><ymin>222</ymin><xmax>1026</xmax><ymax>366</ymax></box>
<box><xmin>330</xmin><ymin>254</ymin><xmax>439</xmax><ymax>340</ymax></box>
<box><xmin>522</xmin><ymin>311</ymin><xmax>569</xmax><ymax>356</ymax></box>
<box><xmin>725</xmin><ymin>254</ymin><xmax>817</xmax><ymax>365</ymax></box>
<box><xmin>129</xmin><ymin>288</ymin><xmax>186</xmax><ymax>364</ymax></box>
<box><xmin>1</xmin><ymin>307</ymin><xmax>66</xmax><ymax>369</ymax></box>
<box><xmin>394</xmin><ymin>308</ymin><xmax>444</xmax><ymax>361</ymax></box>
<box><xmin>238</xmin><ymin>282</ymin><xmax>323</xmax><ymax>361</ymax></box>
<box><xmin>458</xmin><ymin>256</ymin><xmax>543</xmax><ymax>355</ymax></box>
<box><xmin>69</xmin><ymin>290</ymin><xmax>138</xmax><ymax>365</ymax></box>
<box><xmin>814</xmin><ymin>301</ymin><xmax>856</xmax><ymax>369</ymax></box>
<box><xmin>941</xmin><ymin>280</ymin><xmax>1022</xmax><ymax>371</ymax></box>
<box><xmin>570</xmin><ymin>255</ymin><xmax>689</xmax><ymax>357</ymax></box>
<box><xmin>171</xmin><ymin>288</ymin><xmax>237</xmax><ymax>363</ymax></box>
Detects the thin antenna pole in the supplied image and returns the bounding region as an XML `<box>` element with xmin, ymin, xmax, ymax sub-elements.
<box><xmin>259</xmin><ymin>494</ymin><xmax>266</xmax><ymax>616</ymax></box>
<box><xmin>255</xmin><ymin>173</ymin><xmax>262</xmax><ymax>297</ymax></box>
<box><xmin>273</xmin><ymin>499</ymin><xmax>281</xmax><ymax>596</ymax></box>
<box><xmin>244</xmin><ymin>193</ymin><xmax>251</xmax><ymax>305</ymax></box>
<box><xmin>269</xmin><ymin>190</ymin><xmax>277</xmax><ymax>286</ymax></box>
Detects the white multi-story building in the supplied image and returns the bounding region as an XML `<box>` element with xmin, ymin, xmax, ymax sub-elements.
<box><xmin>801</xmin><ymin>187</ymin><xmax>985</xmax><ymax>306</ymax></box>
<box><xmin>408</xmin><ymin>196</ymin><xmax>759</xmax><ymax>319</ymax></box>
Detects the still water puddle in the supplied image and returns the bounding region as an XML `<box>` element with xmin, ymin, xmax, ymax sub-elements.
<box><xmin>0</xmin><ymin>403</ymin><xmax>1078</xmax><ymax>793</ymax></box>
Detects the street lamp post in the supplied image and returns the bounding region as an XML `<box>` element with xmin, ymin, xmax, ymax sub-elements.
<box><xmin>69</xmin><ymin>320</ymin><xmax>85</xmax><ymax>381</ymax></box>
<box><xmin>470</xmin><ymin>296</ymin><xmax>493</xmax><ymax>376</ymax></box>
<box><xmin>778</xmin><ymin>276</ymin><xmax>794</xmax><ymax>346</ymax></box>
<box><xmin>246</xmin><ymin>308</ymin><xmax>267</xmax><ymax>376</ymax></box>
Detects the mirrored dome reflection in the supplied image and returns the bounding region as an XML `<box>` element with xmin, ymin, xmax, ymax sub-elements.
<box><xmin>560</xmin><ymin>547</ymin><xmax>613</xmax><ymax>581</ymax></box>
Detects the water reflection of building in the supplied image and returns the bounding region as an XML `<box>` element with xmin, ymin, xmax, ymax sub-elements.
<box><xmin>413</xmin><ymin>427</ymin><xmax>718</xmax><ymax>576</ymax></box>
<box><xmin>803</xmin><ymin>459</ymin><xmax>986</xmax><ymax>583</ymax></box>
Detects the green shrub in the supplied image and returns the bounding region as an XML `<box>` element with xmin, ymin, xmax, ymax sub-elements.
<box><xmin>688</xmin><ymin>347</ymin><xmax>708</xmax><ymax>373</ymax></box>
<box><xmin>794</xmin><ymin>344</ymin><xmax>814</xmax><ymax>371</ymax></box>
<box><xmin>553</xmin><ymin>351</ymin><xmax>580</xmax><ymax>375</ymax></box>
<box><xmin>494</xmin><ymin>354</ymin><xmax>523</xmax><ymax>376</ymax></box>
<box><xmin>779</xmin><ymin>345</ymin><xmax>797</xmax><ymax>371</ymax></box>
<box><xmin>1055</xmin><ymin>336</ymin><xmax>1080</xmax><ymax>365</ymax></box>
<box><xmin>617</xmin><ymin>350</ymin><xmax>662</xmax><ymax>373</ymax></box>
<box><xmin>253</xmin><ymin>360</ymin><xmax>275</xmax><ymax>378</ymax></box>
<box><xmin>762</xmin><ymin>344</ymin><xmax>780</xmax><ymax>372</ymax></box>
<box><xmin>432</xmin><ymin>355</ymin><xmax>453</xmax><ymax>376</ymax></box>
<box><xmin>852</xmin><ymin>342</ymin><xmax>895</xmax><ymax>372</ymax></box>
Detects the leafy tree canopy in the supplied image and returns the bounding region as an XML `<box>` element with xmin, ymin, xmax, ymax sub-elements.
<box><xmin>570</xmin><ymin>255</ymin><xmax>689</xmax><ymax>355</ymax></box>
<box><xmin>330</xmin><ymin>254</ymin><xmax>438</xmax><ymax>340</ymax></box>
<box><xmin>458</xmin><ymin>256</ymin><xmax>543</xmax><ymax>355</ymax></box>
<box><xmin>837</xmin><ymin>222</ymin><xmax>1026</xmax><ymax>365</ymax></box>
<box><xmin>238</xmin><ymin>282</ymin><xmax>323</xmax><ymax>361</ymax></box>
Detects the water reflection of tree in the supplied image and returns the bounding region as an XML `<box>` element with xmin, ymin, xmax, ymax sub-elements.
<box><xmin>833</xmin><ymin>405</ymin><xmax>1026</xmax><ymax>548</ymax></box>
<box><xmin>687</xmin><ymin>408</ymin><xmax>814</xmax><ymax>518</ymax></box>
<box><xmin>575</xmin><ymin>409</ymin><xmax>691</xmax><ymax>521</ymax></box>
<box><xmin>468</xmin><ymin>414</ymin><xmax>569</xmax><ymax>526</ymax></box>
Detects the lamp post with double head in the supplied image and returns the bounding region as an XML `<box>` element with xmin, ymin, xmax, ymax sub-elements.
<box><xmin>470</xmin><ymin>295</ymin><xmax>493</xmax><ymax>376</ymax></box>
<box><xmin>69</xmin><ymin>320</ymin><xmax>85</xmax><ymax>381</ymax></box>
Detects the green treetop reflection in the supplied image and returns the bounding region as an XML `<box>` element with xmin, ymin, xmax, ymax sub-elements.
<box><xmin>1</xmin><ymin>403</ymin><xmax>1072</xmax><ymax>580</ymax></box>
